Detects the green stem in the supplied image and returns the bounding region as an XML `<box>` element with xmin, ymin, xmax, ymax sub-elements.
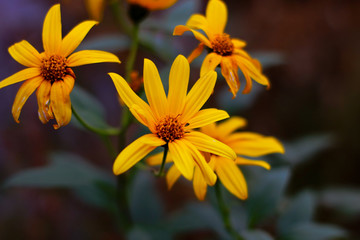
<box><xmin>215</xmin><ymin>182</ymin><xmax>244</xmax><ymax>240</ymax></box>
<box><xmin>71</xmin><ymin>105</ymin><xmax>120</xmax><ymax>136</ymax></box>
<box><xmin>108</xmin><ymin>0</ymin><xmax>132</xmax><ymax>35</ymax></box>
<box><xmin>155</xmin><ymin>145</ymin><xmax>168</xmax><ymax>177</ymax></box>
<box><xmin>125</xmin><ymin>23</ymin><xmax>140</xmax><ymax>82</ymax></box>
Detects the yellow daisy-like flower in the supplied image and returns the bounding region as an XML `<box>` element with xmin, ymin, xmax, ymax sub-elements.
<box><xmin>148</xmin><ymin>116</ymin><xmax>285</xmax><ymax>200</ymax></box>
<box><xmin>108</xmin><ymin>55</ymin><xmax>236</xmax><ymax>186</ymax></box>
<box><xmin>127</xmin><ymin>0</ymin><xmax>178</xmax><ymax>10</ymax></box>
<box><xmin>0</xmin><ymin>4</ymin><xmax>120</xmax><ymax>129</ymax></box>
<box><xmin>173</xmin><ymin>0</ymin><xmax>270</xmax><ymax>97</ymax></box>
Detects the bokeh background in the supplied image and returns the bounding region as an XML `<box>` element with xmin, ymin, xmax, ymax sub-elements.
<box><xmin>0</xmin><ymin>0</ymin><xmax>359</xmax><ymax>239</ymax></box>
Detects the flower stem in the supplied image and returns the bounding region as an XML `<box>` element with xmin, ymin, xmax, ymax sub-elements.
<box><xmin>125</xmin><ymin>23</ymin><xmax>140</xmax><ymax>82</ymax></box>
<box><xmin>108</xmin><ymin>0</ymin><xmax>132</xmax><ymax>35</ymax></box>
<box><xmin>155</xmin><ymin>145</ymin><xmax>168</xmax><ymax>177</ymax></box>
<box><xmin>214</xmin><ymin>182</ymin><xmax>244</xmax><ymax>240</ymax></box>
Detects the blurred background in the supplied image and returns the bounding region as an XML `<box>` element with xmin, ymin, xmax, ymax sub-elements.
<box><xmin>0</xmin><ymin>0</ymin><xmax>359</xmax><ymax>239</ymax></box>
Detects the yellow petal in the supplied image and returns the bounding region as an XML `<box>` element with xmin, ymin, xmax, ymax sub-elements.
<box><xmin>36</xmin><ymin>80</ymin><xmax>53</xmax><ymax>124</ymax></box>
<box><xmin>234</xmin><ymin>55</ymin><xmax>270</xmax><ymax>86</ymax></box>
<box><xmin>166</xmin><ymin>165</ymin><xmax>181</xmax><ymax>190</ymax></box>
<box><xmin>113</xmin><ymin>134</ymin><xmax>164</xmax><ymax>175</ymax></box>
<box><xmin>0</xmin><ymin>68</ymin><xmax>41</xmax><ymax>89</ymax></box>
<box><xmin>129</xmin><ymin>104</ymin><xmax>156</xmax><ymax>132</ymax></box>
<box><xmin>239</xmin><ymin>64</ymin><xmax>253</xmax><ymax>94</ymax></box>
<box><xmin>146</xmin><ymin>152</ymin><xmax>173</xmax><ymax>166</ymax></box>
<box><xmin>173</xmin><ymin>25</ymin><xmax>211</xmax><ymax>48</ymax></box>
<box><xmin>61</xmin><ymin>20</ymin><xmax>98</xmax><ymax>57</ymax></box>
<box><xmin>85</xmin><ymin>0</ymin><xmax>105</xmax><ymax>21</ymax></box>
<box><xmin>216</xmin><ymin>116</ymin><xmax>247</xmax><ymax>138</ymax></box>
<box><xmin>128</xmin><ymin>0</ymin><xmax>177</xmax><ymax>10</ymax></box>
<box><xmin>184</xmin><ymin>131</ymin><xmax>236</xmax><ymax>160</ymax></box>
<box><xmin>168</xmin><ymin>140</ymin><xmax>194</xmax><ymax>181</ymax></box>
<box><xmin>193</xmin><ymin>166</ymin><xmax>208</xmax><ymax>200</ymax></box>
<box><xmin>108</xmin><ymin>73</ymin><xmax>155</xmax><ymax>128</ymax></box>
<box><xmin>182</xmin><ymin>139</ymin><xmax>217</xmax><ymax>186</ymax></box>
<box><xmin>187</xmin><ymin>43</ymin><xmax>204</xmax><ymax>64</ymax></box>
<box><xmin>143</xmin><ymin>58</ymin><xmax>167</xmax><ymax>119</ymax></box>
<box><xmin>227</xmin><ymin>132</ymin><xmax>285</xmax><ymax>157</ymax></box>
<box><xmin>235</xmin><ymin>157</ymin><xmax>271</xmax><ymax>170</ymax></box>
<box><xmin>206</xmin><ymin>0</ymin><xmax>227</xmax><ymax>35</ymax></box>
<box><xmin>187</xmin><ymin>108</ymin><xmax>229</xmax><ymax>129</ymax></box>
<box><xmin>186</xmin><ymin>14</ymin><xmax>212</xmax><ymax>38</ymax></box>
<box><xmin>8</xmin><ymin>40</ymin><xmax>42</xmax><ymax>67</ymax></box>
<box><xmin>200</xmin><ymin>53</ymin><xmax>222</xmax><ymax>77</ymax></box>
<box><xmin>168</xmin><ymin>55</ymin><xmax>189</xmax><ymax>115</ymax></box>
<box><xmin>67</xmin><ymin>50</ymin><xmax>120</xmax><ymax>67</ymax></box>
<box><xmin>50</xmin><ymin>81</ymin><xmax>72</xmax><ymax>129</ymax></box>
<box><xmin>182</xmin><ymin>70</ymin><xmax>217</xmax><ymax>123</ymax></box>
<box><xmin>43</xmin><ymin>4</ymin><xmax>62</xmax><ymax>55</ymax></box>
<box><xmin>232</xmin><ymin>38</ymin><xmax>247</xmax><ymax>49</ymax></box>
<box><xmin>200</xmin><ymin>123</ymin><xmax>217</xmax><ymax>137</ymax></box>
<box><xmin>220</xmin><ymin>56</ymin><xmax>240</xmax><ymax>98</ymax></box>
<box><xmin>12</xmin><ymin>76</ymin><xmax>43</xmax><ymax>123</ymax></box>
<box><xmin>215</xmin><ymin>156</ymin><xmax>248</xmax><ymax>199</ymax></box>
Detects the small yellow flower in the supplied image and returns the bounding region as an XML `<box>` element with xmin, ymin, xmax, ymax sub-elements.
<box><xmin>127</xmin><ymin>0</ymin><xmax>178</xmax><ymax>10</ymax></box>
<box><xmin>173</xmin><ymin>0</ymin><xmax>270</xmax><ymax>97</ymax></box>
<box><xmin>148</xmin><ymin>116</ymin><xmax>285</xmax><ymax>200</ymax></box>
<box><xmin>0</xmin><ymin>4</ymin><xmax>120</xmax><ymax>129</ymax></box>
<box><xmin>109</xmin><ymin>55</ymin><xmax>236</xmax><ymax>186</ymax></box>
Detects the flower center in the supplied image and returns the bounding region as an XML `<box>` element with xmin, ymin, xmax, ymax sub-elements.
<box><xmin>211</xmin><ymin>33</ymin><xmax>234</xmax><ymax>56</ymax></box>
<box><xmin>41</xmin><ymin>55</ymin><xmax>68</xmax><ymax>83</ymax></box>
<box><xmin>155</xmin><ymin>115</ymin><xmax>185</xmax><ymax>142</ymax></box>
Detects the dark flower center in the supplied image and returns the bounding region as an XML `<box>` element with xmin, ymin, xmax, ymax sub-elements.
<box><xmin>211</xmin><ymin>33</ymin><xmax>234</xmax><ymax>56</ymax></box>
<box><xmin>156</xmin><ymin>115</ymin><xmax>185</xmax><ymax>142</ymax></box>
<box><xmin>41</xmin><ymin>55</ymin><xmax>68</xmax><ymax>83</ymax></box>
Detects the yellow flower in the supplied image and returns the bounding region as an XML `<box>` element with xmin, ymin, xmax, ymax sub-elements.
<box><xmin>84</xmin><ymin>0</ymin><xmax>105</xmax><ymax>21</ymax></box>
<box><xmin>147</xmin><ymin>116</ymin><xmax>285</xmax><ymax>200</ymax></box>
<box><xmin>173</xmin><ymin>0</ymin><xmax>270</xmax><ymax>97</ymax></box>
<box><xmin>108</xmin><ymin>55</ymin><xmax>236</xmax><ymax>186</ymax></box>
<box><xmin>0</xmin><ymin>4</ymin><xmax>120</xmax><ymax>129</ymax></box>
<box><xmin>127</xmin><ymin>0</ymin><xmax>178</xmax><ymax>10</ymax></box>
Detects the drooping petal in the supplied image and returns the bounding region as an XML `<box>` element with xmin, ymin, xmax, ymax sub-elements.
<box><xmin>50</xmin><ymin>80</ymin><xmax>72</xmax><ymax>129</ymax></box>
<box><xmin>206</xmin><ymin>0</ymin><xmax>227</xmax><ymax>35</ymax></box>
<box><xmin>12</xmin><ymin>76</ymin><xmax>43</xmax><ymax>123</ymax></box>
<box><xmin>187</xmin><ymin>108</ymin><xmax>229</xmax><ymax>129</ymax></box>
<box><xmin>166</xmin><ymin>165</ymin><xmax>181</xmax><ymax>190</ymax></box>
<box><xmin>36</xmin><ymin>80</ymin><xmax>53</xmax><ymax>124</ymax></box>
<box><xmin>184</xmin><ymin>131</ymin><xmax>236</xmax><ymax>160</ymax></box>
<box><xmin>182</xmin><ymin>70</ymin><xmax>217</xmax><ymax>123</ymax></box>
<box><xmin>113</xmin><ymin>134</ymin><xmax>165</xmax><ymax>175</ymax></box>
<box><xmin>234</xmin><ymin>55</ymin><xmax>270</xmax><ymax>87</ymax></box>
<box><xmin>143</xmin><ymin>58</ymin><xmax>168</xmax><ymax>119</ymax></box>
<box><xmin>235</xmin><ymin>157</ymin><xmax>271</xmax><ymax>170</ymax></box>
<box><xmin>231</xmin><ymin>38</ymin><xmax>247</xmax><ymax>49</ymax></box>
<box><xmin>227</xmin><ymin>132</ymin><xmax>285</xmax><ymax>157</ymax></box>
<box><xmin>67</xmin><ymin>50</ymin><xmax>120</xmax><ymax>67</ymax></box>
<box><xmin>61</xmin><ymin>20</ymin><xmax>98</xmax><ymax>57</ymax></box>
<box><xmin>62</xmin><ymin>75</ymin><xmax>75</xmax><ymax>93</ymax></box>
<box><xmin>182</xmin><ymin>139</ymin><xmax>217</xmax><ymax>186</ymax></box>
<box><xmin>216</xmin><ymin>116</ymin><xmax>247</xmax><ymax>138</ymax></box>
<box><xmin>186</xmin><ymin>14</ymin><xmax>212</xmax><ymax>38</ymax></box>
<box><xmin>215</xmin><ymin>156</ymin><xmax>248</xmax><ymax>199</ymax></box>
<box><xmin>168</xmin><ymin>55</ymin><xmax>189</xmax><ymax>115</ymax></box>
<box><xmin>168</xmin><ymin>140</ymin><xmax>194</xmax><ymax>181</ymax></box>
<box><xmin>8</xmin><ymin>40</ymin><xmax>42</xmax><ymax>67</ymax></box>
<box><xmin>239</xmin><ymin>64</ymin><xmax>253</xmax><ymax>94</ymax></box>
<box><xmin>173</xmin><ymin>25</ymin><xmax>211</xmax><ymax>48</ymax></box>
<box><xmin>200</xmin><ymin>53</ymin><xmax>222</xmax><ymax>77</ymax></box>
<box><xmin>109</xmin><ymin>73</ymin><xmax>155</xmax><ymax>127</ymax></box>
<box><xmin>146</xmin><ymin>152</ymin><xmax>173</xmax><ymax>166</ymax></box>
<box><xmin>187</xmin><ymin>43</ymin><xmax>204</xmax><ymax>64</ymax></box>
<box><xmin>43</xmin><ymin>4</ymin><xmax>62</xmax><ymax>55</ymax></box>
<box><xmin>0</xmin><ymin>68</ymin><xmax>41</xmax><ymax>89</ymax></box>
<box><xmin>220</xmin><ymin>56</ymin><xmax>240</xmax><ymax>98</ymax></box>
<box><xmin>193</xmin><ymin>166</ymin><xmax>208</xmax><ymax>200</ymax></box>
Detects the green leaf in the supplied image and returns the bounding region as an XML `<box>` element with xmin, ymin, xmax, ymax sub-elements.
<box><xmin>280</xmin><ymin>223</ymin><xmax>346</xmax><ymax>240</ymax></box>
<box><xmin>283</xmin><ymin>134</ymin><xmax>334</xmax><ymax>165</ymax></box>
<box><xmin>277</xmin><ymin>191</ymin><xmax>316</xmax><ymax>235</ymax></box>
<box><xmin>3</xmin><ymin>152</ymin><xmax>113</xmax><ymax>188</ymax></box>
<box><xmin>319</xmin><ymin>188</ymin><xmax>360</xmax><ymax>216</ymax></box>
<box><xmin>71</xmin><ymin>85</ymin><xmax>120</xmax><ymax>135</ymax></box>
<box><xmin>129</xmin><ymin>171</ymin><xmax>164</xmax><ymax>224</ymax></box>
<box><xmin>242</xmin><ymin>229</ymin><xmax>274</xmax><ymax>240</ymax></box>
<box><xmin>245</xmin><ymin>168</ymin><xmax>290</xmax><ymax>227</ymax></box>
